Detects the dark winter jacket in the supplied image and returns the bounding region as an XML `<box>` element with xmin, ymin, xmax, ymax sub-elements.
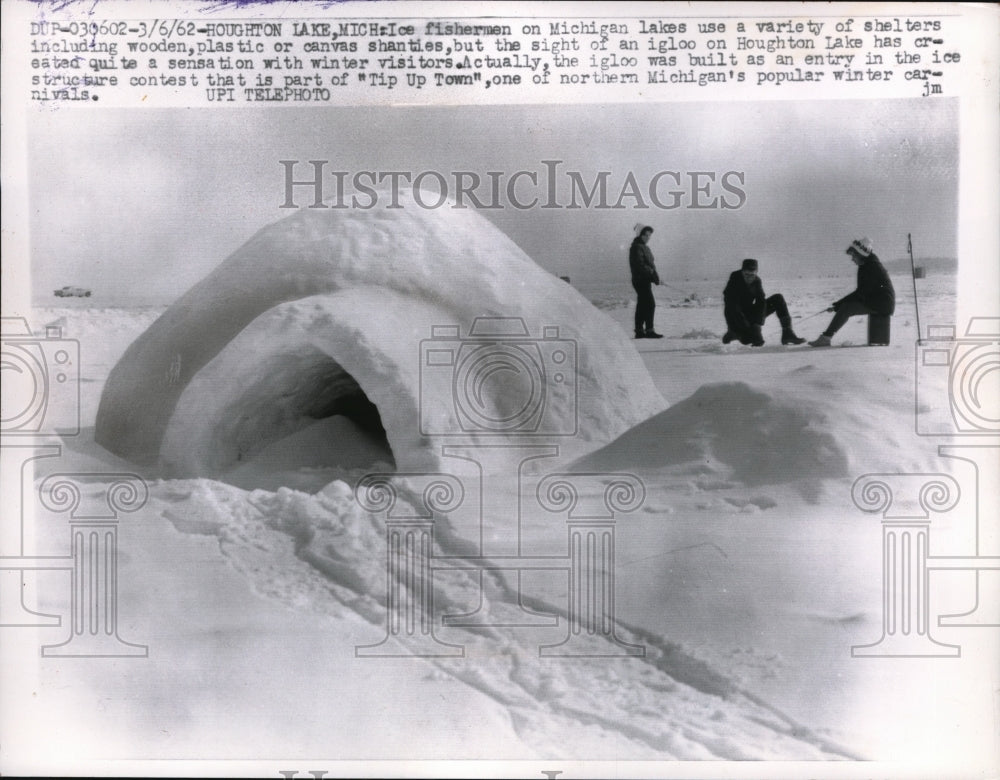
<box><xmin>835</xmin><ymin>252</ymin><xmax>896</xmax><ymax>316</ymax></box>
<box><xmin>723</xmin><ymin>269</ymin><xmax>766</xmax><ymax>327</ymax></box>
<box><xmin>629</xmin><ymin>238</ymin><xmax>660</xmax><ymax>285</ymax></box>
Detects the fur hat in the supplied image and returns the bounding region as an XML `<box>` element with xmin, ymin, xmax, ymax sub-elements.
<box><xmin>741</xmin><ymin>258</ymin><xmax>758</xmax><ymax>271</ymax></box>
<box><xmin>847</xmin><ymin>237</ymin><xmax>873</xmax><ymax>257</ymax></box>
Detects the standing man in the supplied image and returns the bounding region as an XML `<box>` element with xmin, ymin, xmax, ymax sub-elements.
<box><xmin>722</xmin><ymin>258</ymin><xmax>806</xmax><ymax>346</ymax></box>
<box><xmin>809</xmin><ymin>238</ymin><xmax>895</xmax><ymax>347</ymax></box>
<box><xmin>629</xmin><ymin>225</ymin><xmax>663</xmax><ymax>339</ymax></box>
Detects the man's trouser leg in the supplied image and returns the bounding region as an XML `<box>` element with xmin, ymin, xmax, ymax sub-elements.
<box><xmin>633</xmin><ymin>281</ymin><xmax>654</xmax><ymax>333</ymax></box>
<box><xmin>823</xmin><ymin>299</ymin><xmax>873</xmax><ymax>336</ymax></box>
<box><xmin>765</xmin><ymin>294</ymin><xmax>793</xmax><ymax>329</ymax></box>
<box><xmin>724</xmin><ymin>308</ymin><xmax>750</xmax><ymax>342</ymax></box>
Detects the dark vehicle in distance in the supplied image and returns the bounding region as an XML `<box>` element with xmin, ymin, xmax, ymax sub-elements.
<box><xmin>54</xmin><ymin>286</ymin><xmax>91</xmax><ymax>298</ymax></box>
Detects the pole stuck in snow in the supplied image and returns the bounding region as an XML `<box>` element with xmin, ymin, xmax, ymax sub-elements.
<box><xmin>908</xmin><ymin>233</ymin><xmax>923</xmax><ymax>342</ymax></box>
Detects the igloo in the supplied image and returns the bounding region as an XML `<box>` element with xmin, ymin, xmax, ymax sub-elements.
<box><xmin>95</xmin><ymin>193</ymin><xmax>666</xmax><ymax>477</ymax></box>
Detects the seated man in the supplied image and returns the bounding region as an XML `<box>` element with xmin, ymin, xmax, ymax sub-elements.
<box><xmin>722</xmin><ymin>258</ymin><xmax>805</xmax><ymax>346</ymax></box>
<box><xmin>809</xmin><ymin>238</ymin><xmax>895</xmax><ymax>347</ymax></box>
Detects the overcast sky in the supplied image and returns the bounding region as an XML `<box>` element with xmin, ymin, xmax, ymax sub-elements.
<box><xmin>29</xmin><ymin>99</ymin><xmax>957</xmax><ymax>303</ymax></box>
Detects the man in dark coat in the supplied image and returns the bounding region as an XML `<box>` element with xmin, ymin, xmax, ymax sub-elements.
<box><xmin>722</xmin><ymin>258</ymin><xmax>806</xmax><ymax>346</ymax></box>
<box><xmin>810</xmin><ymin>238</ymin><xmax>896</xmax><ymax>347</ymax></box>
<box><xmin>629</xmin><ymin>225</ymin><xmax>662</xmax><ymax>339</ymax></box>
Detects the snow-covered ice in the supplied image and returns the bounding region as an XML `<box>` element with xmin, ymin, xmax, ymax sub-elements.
<box><xmin>7</xmin><ymin>223</ymin><xmax>997</xmax><ymax>772</ymax></box>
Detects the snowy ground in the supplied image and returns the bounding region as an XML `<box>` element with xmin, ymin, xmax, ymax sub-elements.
<box><xmin>5</xmin><ymin>271</ymin><xmax>998</xmax><ymax>776</ymax></box>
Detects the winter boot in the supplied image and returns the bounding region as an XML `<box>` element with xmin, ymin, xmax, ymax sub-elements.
<box><xmin>748</xmin><ymin>325</ymin><xmax>764</xmax><ymax>347</ymax></box>
<box><xmin>644</xmin><ymin>329</ymin><xmax>664</xmax><ymax>339</ymax></box>
<box><xmin>722</xmin><ymin>331</ymin><xmax>735</xmax><ymax>344</ymax></box>
<box><xmin>809</xmin><ymin>333</ymin><xmax>832</xmax><ymax>347</ymax></box>
<box><xmin>781</xmin><ymin>327</ymin><xmax>806</xmax><ymax>345</ymax></box>
<box><xmin>635</xmin><ymin>330</ymin><xmax>647</xmax><ymax>339</ymax></box>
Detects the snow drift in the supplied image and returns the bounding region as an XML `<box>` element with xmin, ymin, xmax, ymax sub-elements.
<box><xmin>574</xmin><ymin>381</ymin><xmax>850</xmax><ymax>485</ymax></box>
<box><xmin>146</xmin><ymin>476</ymin><xmax>859</xmax><ymax>761</ymax></box>
<box><xmin>95</xmin><ymin>193</ymin><xmax>666</xmax><ymax>477</ymax></box>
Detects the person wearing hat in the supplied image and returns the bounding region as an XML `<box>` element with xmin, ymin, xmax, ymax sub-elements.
<box><xmin>629</xmin><ymin>225</ymin><xmax>663</xmax><ymax>339</ymax></box>
<box><xmin>721</xmin><ymin>258</ymin><xmax>806</xmax><ymax>346</ymax></box>
<box><xmin>809</xmin><ymin>238</ymin><xmax>895</xmax><ymax>347</ymax></box>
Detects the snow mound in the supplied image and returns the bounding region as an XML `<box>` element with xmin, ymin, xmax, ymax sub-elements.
<box><xmin>95</xmin><ymin>193</ymin><xmax>666</xmax><ymax>477</ymax></box>
<box><xmin>573</xmin><ymin>382</ymin><xmax>850</xmax><ymax>486</ymax></box>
